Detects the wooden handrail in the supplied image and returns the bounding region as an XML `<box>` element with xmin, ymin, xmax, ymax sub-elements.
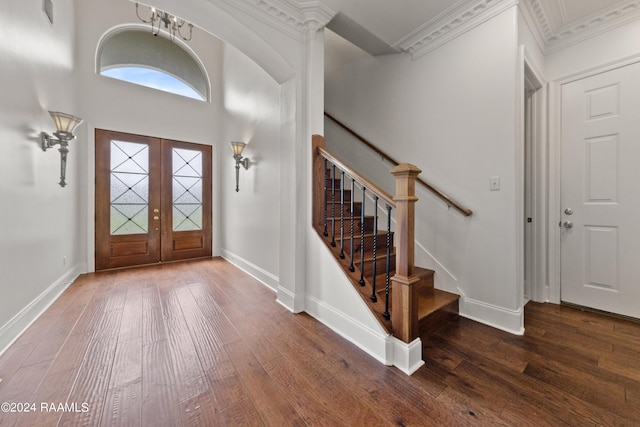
<box><xmin>318</xmin><ymin>147</ymin><xmax>396</xmax><ymax>209</ymax></box>
<box><xmin>324</xmin><ymin>112</ymin><xmax>473</xmax><ymax>217</ymax></box>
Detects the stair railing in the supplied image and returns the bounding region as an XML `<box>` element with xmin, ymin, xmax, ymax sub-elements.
<box><xmin>313</xmin><ymin>134</ymin><xmax>422</xmax><ymax>343</ymax></box>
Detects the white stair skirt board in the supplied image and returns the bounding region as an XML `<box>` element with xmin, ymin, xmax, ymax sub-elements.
<box><xmin>305</xmin><ymin>295</ymin><xmax>392</xmax><ymax>365</ymax></box>
<box><xmin>306</xmin><ymin>295</ymin><xmax>426</xmax><ymax>376</ymax></box>
<box><xmin>0</xmin><ymin>263</ymin><xmax>85</xmax><ymax>356</ymax></box>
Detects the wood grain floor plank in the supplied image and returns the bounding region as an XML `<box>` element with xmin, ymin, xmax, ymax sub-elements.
<box><xmin>218</xmin><ymin>397</ymin><xmax>265</xmax><ymax>426</ymax></box>
<box><xmin>45</xmin><ymin>331</ymin><xmax>93</xmax><ymax>377</ymax></box>
<box><xmin>434</xmin><ymin>319</ymin><xmax>530</xmax><ymax>373</ymax></box>
<box><xmin>223</xmin><ymin>340</ymin><xmax>304</xmax><ymax>426</ymax></box>
<box><xmin>430</xmin><ymin>323</ymin><xmax>632</xmax><ymax>426</ymax></box>
<box><xmin>141</xmin><ymin>339</ymin><xmax>180</xmax><ymax>427</ymax></box>
<box><xmin>58</xmin><ymin>333</ymin><xmax>120</xmax><ymax>426</ymax></box>
<box><xmin>261</xmin><ymin>355</ymin><xmax>349</xmax><ymax>426</ymax></box>
<box><xmin>0</xmin><ymin>345</ymin><xmax>36</xmax><ymax>394</ymax></box>
<box><xmin>100</xmin><ymin>337</ymin><xmax>142</xmax><ymax>426</ymax></box>
<box><xmin>157</xmin><ymin>286</ymin><xmax>208</xmax><ymax>403</ymax></box>
<box><xmin>141</xmin><ymin>284</ymin><xmax>166</xmax><ymax>346</ymax></box>
<box><xmin>179</xmin><ymin>389</ymin><xmax>221</xmax><ymax>426</ymax></box>
<box><xmin>14</xmin><ymin>369</ymin><xmax>78</xmax><ymax>427</ymax></box>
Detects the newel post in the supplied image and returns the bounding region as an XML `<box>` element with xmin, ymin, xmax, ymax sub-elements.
<box><xmin>312</xmin><ymin>134</ymin><xmax>326</xmax><ymax>229</ymax></box>
<box><xmin>390</xmin><ymin>163</ymin><xmax>422</xmax><ymax>343</ymax></box>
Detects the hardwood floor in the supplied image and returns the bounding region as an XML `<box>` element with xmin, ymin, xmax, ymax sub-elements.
<box><xmin>0</xmin><ymin>258</ymin><xmax>639</xmax><ymax>426</ymax></box>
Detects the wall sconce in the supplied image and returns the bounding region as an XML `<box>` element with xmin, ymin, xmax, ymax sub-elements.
<box><xmin>230</xmin><ymin>141</ymin><xmax>250</xmax><ymax>192</ymax></box>
<box><xmin>40</xmin><ymin>111</ymin><xmax>83</xmax><ymax>187</ymax></box>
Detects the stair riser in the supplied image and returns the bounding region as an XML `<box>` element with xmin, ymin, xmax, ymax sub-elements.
<box><xmin>361</xmin><ymin>255</ymin><xmax>396</xmax><ymax>277</ymax></box>
<box><xmin>326</xmin><ymin>216</ymin><xmax>375</xmax><ymax>233</ymax></box>
<box><xmin>326</xmin><ymin>202</ymin><xmax>362</xmax><ymax>217</ymax></box>
<box><xmin>339</xmin><ymin>232</ymin><xmax>394</xmax><ymax>252</ymax></box>
<box><xmin>419</xmin><ymin>299</ymin><xmax>459</xmax><ymax>337</ymax></box>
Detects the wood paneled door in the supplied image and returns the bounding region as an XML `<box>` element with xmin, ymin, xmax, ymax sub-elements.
<box><xmin>95</xmin><ymin>129</ymin><xmax>212</xmax><ymax>270</ymax></box>
<box><xmin>560</xmin><ymin>61</ymin><xmax>640</xmax><ymax>318</ymax></box>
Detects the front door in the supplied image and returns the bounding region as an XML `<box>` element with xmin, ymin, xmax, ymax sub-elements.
<box><xmin>95</xmin><ymin>129</ymin><xmax>212</xmax><ymax>270</ymax></box>
<box><xmin>560</xmin><ymin>62</ymin><xmax>640</xmax><ymax>318</ymax></box>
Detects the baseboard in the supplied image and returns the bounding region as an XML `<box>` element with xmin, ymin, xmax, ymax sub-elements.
<box><xmin>305</xmin><ymin>295</ymin><xmax>392</xmax><ymax>366</ymax></box>
<box><xmin>276</xmin><ymin>285</ymin><xmax>296</xmax><ymax>312</ymax></box>
<box><xmin>459</xmin><ymin>295</ymin><xmax>524</xmax><ymax>335</ymax></box>
<box><xmin>0</xmin><ymin>263</ymin><xmax>86</xmax><ymax>356</ymax></box>
<box><xmin>221</xmin><ymin>249</ymin><xmax>279</xmax><ymax>292</ymax></box>
<box><xmin>390</xmin><ymin>336</ymin><xmax>425</xmax><ymax>375</ymax></box>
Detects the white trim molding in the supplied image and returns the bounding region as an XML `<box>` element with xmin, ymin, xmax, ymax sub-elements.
<box><xmin>0</xmin><ymin>263</ymin><xmax>85</xmax><ymax>356</ymax></box>
<box><xmin>459</xmin><ymin>294</ymin><xmax>525</xmax><ymax>335</ymax></box>
<box><xmin>521</xmin><ymin>0</ymin><xmax>640</xmax><ymax>54</ymax></box>
<box><xmin>221</xmin><ymin>249</ymin><xmax>279</xmax><ymax>292</ymax></box>
<box><xmin>216</xmin><ymin>0</ymin><xmax>336</xmax><ymax>42</ymax></box>
<box><xmin>390</xmin><ymin>337</ymin><xmax>425</xmax><ymax>376</ymax></box>
<box><xmin>395</xmin><ymin>0</ymin><xmax>518</xmax><ymax>59</ymax></box>
<box><xmin>305</xmin><ymin>295</ymin><xmax>425</xmax><ymax>375</ymax></box>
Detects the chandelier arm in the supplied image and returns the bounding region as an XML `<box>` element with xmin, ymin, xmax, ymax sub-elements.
<box><xmin>177</xmin><ymin>24</ymin><xmax>193</xmax><ymax>41</ymax></box>
<box><xmin>135</xmin><ymin>3</ymin><xmax>153</xmax><ymax>24</ymax></box>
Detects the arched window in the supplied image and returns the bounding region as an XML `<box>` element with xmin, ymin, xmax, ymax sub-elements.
<box><xmin>97</xmin><ymin>29</ymin><xmax>209</xmax><ymax>101</ymax></box>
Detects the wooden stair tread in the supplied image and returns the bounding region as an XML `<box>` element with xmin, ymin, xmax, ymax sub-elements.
<box><xmin>417</xmin><ymin>289</ymin><xmax>459</xmax><ymax>320</ymax></box>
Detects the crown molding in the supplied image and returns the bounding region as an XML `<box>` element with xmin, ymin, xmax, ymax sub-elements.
<box><xmin>217</xmin><ymin>0</ymin><xmax>335</xmax><ymax>42</ymax></box>
<box><xmin>521</xmin><ymin>0</ymin><xmax>640</xmax><ymax>54</ymax></box>
<box><xmin>394</xmin><ymin>0</ymin><xmax>517</xmax><ymax>60</ymax></box>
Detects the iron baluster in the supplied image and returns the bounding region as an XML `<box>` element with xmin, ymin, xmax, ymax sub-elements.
<box><xmin>349</xmin><ymin>177</ymin><xmax>355</xmax><ymax>272</ymax></box>
<box><xmin>323</xmin><ymin>159</ymin><xmax>328</xmax><ymax>236</ymax></box>
<box><xmin>383</xmin><ymin>204</ymin><xmax>392</xmax><ymax>320</ymax></box>
<box><xmin>359</xmin><ymin>186</ymin><xmax>366</xmax><ymax>286</ymax></box>
<box><xmin>370</xmin><ymin>196</ymin><xmax>378</xmax><ymax>302</ymax></box>
<box><xmin>339</xmin><ymin>170</ymin><xmax>345</xmax><ymax>259</ymax></box>
<box><xmin>331</xmin><ymin>164</ymin><xmax>336</xmax><ymax>247</ymax></box>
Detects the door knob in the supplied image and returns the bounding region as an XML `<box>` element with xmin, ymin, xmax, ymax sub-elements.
<box><xmin>563</xmin><ymin>221</ymin><xmax>573</xmax><ymax>229</ymax></box>
<box><xmin>564</xmin><ymin>208</ymin><xmax>573</xmax><ymax>215</ymax></box>
<box><xmin>153</xmin><ymin>216</ymin><xmax>159</xmax><ymax>220</ymax></box>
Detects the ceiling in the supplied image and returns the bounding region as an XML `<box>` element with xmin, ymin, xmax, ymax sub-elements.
<box><xmin>300</xmin><ymin>0</ymin><xmax>640</xmax><ymax>56</ymax></box>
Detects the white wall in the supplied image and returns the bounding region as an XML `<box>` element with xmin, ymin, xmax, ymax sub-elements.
<box><xmin>0</xmin><ymin>0</ymin><xmax>82</xmax><ymax>351</ymax></box>
<box><xmin>219</xmin><ymin>44</ymin><xmax>282</xmax><ymax>288</ymax></box>
<box><xmin>325</xmin><ymin>6</ymin><xmax>524</xmax><ymax>333</ymax></box>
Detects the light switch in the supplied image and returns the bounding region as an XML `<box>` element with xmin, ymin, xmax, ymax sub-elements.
<box><xmin>490</xmin><ymin>176</ymin><xmax>500</xmax><ymax>191</ymax></box>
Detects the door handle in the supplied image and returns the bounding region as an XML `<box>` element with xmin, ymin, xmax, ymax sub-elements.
<box><xmin>564</xmin><ymin>208</ymin><xmax>573</xmax><ymax>215</ymax></box>
<box><xmin>563</xmin><ymin>221</ymin><xmax>573</xmax><ymax>229</ymax></box>
<box><xmin>154</xmin><ymin>216</ymin><xmax>160</xmax><ymax>220</ymax></box>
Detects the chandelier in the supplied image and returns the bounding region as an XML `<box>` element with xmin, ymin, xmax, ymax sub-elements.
<box><xmin>135</xmin><ymin>3</ymin><xmax>193</xmax><ymax>42</ymax></box>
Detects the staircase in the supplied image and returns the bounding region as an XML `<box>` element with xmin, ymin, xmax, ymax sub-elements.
<box><xmin>312</xmin><ymin>134</ymin><xmax>459</xmax><ymax>344</ymax></box>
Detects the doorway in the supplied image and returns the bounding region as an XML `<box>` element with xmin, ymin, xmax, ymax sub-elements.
<box><xmin>523</xmin><ymin>60</ymin><xmax>544</xmax><ymax>304</ymax></box>
<box><xmin>95</xmin><ymin>129</ymin><xmax>212</xmax><ymax>270</ymax></box>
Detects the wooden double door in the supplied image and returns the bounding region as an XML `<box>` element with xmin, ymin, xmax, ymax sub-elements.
<box><xmin>95</xmin><ymin>129</ymin><xmax>212</xmax><ymax>270</ymax></box>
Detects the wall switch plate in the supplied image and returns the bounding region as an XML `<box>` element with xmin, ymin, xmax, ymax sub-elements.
<box><xmin>490</xmin><ymin>176</ymin><xmax>500</xmax><ymax>191</ymax></box>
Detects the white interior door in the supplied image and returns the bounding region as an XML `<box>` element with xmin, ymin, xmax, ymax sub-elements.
<box><xmin>561</xmin><ymin>62</ymin><xmax>640</xmax><ymax>318</ymax></box>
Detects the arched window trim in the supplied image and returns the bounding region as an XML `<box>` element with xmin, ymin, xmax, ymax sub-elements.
<box><xmin>96</xmin><ymin>25</ymin><xmax>211</xmax><ymax>102</ymax></box>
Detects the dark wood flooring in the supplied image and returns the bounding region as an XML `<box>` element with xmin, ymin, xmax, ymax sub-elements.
<box><xmin>0</xmin><ymin>258</ymin><xmax>639</xmax><ymax>426</ymax></box>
